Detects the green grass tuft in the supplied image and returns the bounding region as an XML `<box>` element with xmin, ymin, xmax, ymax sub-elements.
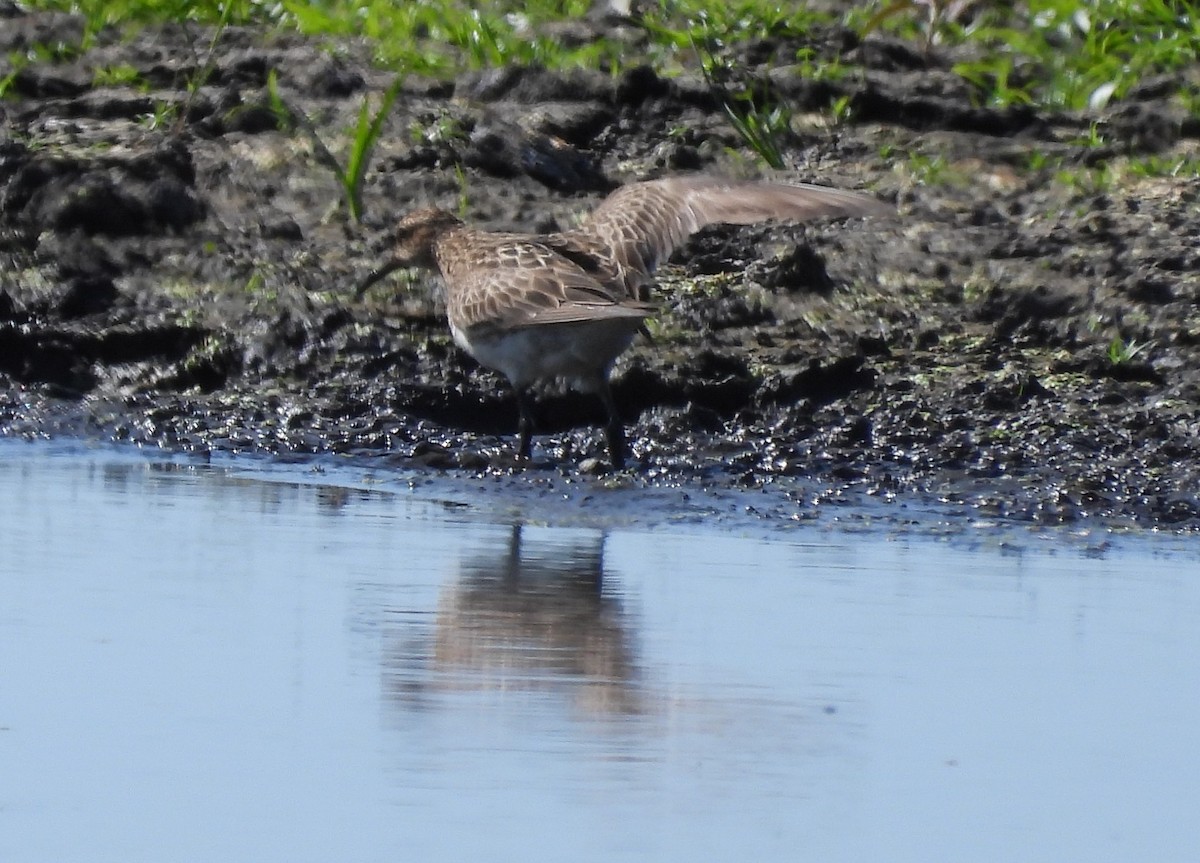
<box><xmin>268</xmin><ymin>69</ymin><xmax>404</xmax><ymax>224</ymax></box>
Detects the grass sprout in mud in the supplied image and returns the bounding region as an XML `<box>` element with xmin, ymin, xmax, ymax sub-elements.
<box><xmin>689</xmin><ymin>18</ymin><xmax>793</xmax><ymax>169</ymax></box>
<box><xmin>267</xmin><ymin>69</ymin><xmax>404</xmax><ymax>224</ymax></box>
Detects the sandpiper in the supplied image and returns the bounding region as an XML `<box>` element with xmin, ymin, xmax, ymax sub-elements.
<box><xmin>357</xmin><ymin>175</ymin><xmax>890</xmax><ymax>468</ymax></box>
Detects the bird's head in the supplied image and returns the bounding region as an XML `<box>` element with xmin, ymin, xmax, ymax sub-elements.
<box><xmin>355</xmin><ymin>208</ymin><xmax>462</xmax><ymax>298</ymax></box>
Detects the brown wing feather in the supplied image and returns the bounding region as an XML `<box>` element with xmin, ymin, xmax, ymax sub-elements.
<box><xmin>567</xmin><ymin>175</ymin><xmax>891</xmax><ymax>279</ymax></box>
<box><xmin>438</xmin><ymin>232</ymin><xmax>655</xmax><ymax>335</ymax></box>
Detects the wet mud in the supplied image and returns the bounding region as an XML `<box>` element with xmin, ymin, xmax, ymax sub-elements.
<box><xmin>2</xmin><ymin>10</ymin><xmax>1199</xmax><ymax>528</ymax></box>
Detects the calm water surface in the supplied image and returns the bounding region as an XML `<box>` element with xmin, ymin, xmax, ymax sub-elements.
<box><xmin>2</xmin><ymin>441</ymin><xmax>1198</xmax><ymax>862</ymax></box>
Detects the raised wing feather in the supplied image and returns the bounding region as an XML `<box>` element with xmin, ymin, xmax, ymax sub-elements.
<box><xmin>566</xmin><ymin>176</ymin><xmax>891</xmax><ymax>280</ymax></box>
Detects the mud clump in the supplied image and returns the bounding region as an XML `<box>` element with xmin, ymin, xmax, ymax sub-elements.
<box><xmin>2</xmin><ymin>10</ymin><xmax>1199</xmax><ymax>529</ymax></box>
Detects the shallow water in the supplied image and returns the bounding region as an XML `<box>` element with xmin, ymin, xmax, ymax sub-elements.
<box><xmin>2</xmin><ymin>441</ymin><xmax>1198</xmax><ymax>862</ymax></box>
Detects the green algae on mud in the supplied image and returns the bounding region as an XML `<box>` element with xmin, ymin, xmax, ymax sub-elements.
<box><xmin>2</xmin><ymin>5</ymin><xmax>1199</xmax><ymax>528</ymax></box>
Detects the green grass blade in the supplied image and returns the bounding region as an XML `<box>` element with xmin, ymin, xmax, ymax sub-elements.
<box><xmin>266</xmin><ymin>68</ymin><xmax>348</xmax><ymax>186</ymax></box>
<box><xmin>343</xmin><ymin>73</ymin><xmax>405</xmax><ymax>224</ymax></box>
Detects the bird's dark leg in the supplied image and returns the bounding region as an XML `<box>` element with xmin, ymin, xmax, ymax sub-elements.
<box><xmin>598</xmin><ymin>380</ymin><xmax>627</xmax><ymax>469</ymax></box>
<box><xmin>514</xmin><ymin>387</ymin><xmax>536</xmax><ymax>461</ymax></box>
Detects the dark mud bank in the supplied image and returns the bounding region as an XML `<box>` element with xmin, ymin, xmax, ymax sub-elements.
<box><xmin>3</xmin><ymin>10</ymin><xmax>1199</xmax><ymax>528</ymax></box>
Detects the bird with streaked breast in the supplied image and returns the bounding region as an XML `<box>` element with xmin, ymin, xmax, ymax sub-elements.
<box><xmin>357</xmin><ymin>174</ymin><xmax>892</xmax><ymax>469</ymax></box>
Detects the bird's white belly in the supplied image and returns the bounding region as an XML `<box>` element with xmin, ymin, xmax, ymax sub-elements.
<box><xmin>451</xmin><ymin>320</ymin><xmax>640</xmax><ymax>392</ymax></box>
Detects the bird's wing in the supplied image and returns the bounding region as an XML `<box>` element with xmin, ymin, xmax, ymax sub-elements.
<box><xmin>441</xmin><ymin>234</ymin><xmax>655</xmax><ymax>335</ymax></box>
<box><xmin>568</xmin><ymin>175</ymin><xmax>892</xmax><ymax>277</ymax></box>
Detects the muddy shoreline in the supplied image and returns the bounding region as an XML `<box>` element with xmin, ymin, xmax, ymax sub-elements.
<box><xmin>3</xmin><ymin>10</ymin><xmax>1199</xmax><ymax>529</ymax></box>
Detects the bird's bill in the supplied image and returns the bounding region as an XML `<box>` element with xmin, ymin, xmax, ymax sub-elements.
<box><xmin>354</xmin><ymin>258</ymin><xmax>404</xmax><ymax>299</ymax></box>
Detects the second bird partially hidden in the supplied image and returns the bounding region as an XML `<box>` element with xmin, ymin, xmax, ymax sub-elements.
<box><xmin>357</xmin><ymin>174</ymin><xmax>890</xmax><ymax>469</ymax></box>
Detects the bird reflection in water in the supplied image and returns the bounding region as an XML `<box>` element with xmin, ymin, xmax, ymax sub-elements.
<box><xmin>385</xmin><ymin>524</ymin><xmax>646</xmax><ymax>718</ymax></box>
